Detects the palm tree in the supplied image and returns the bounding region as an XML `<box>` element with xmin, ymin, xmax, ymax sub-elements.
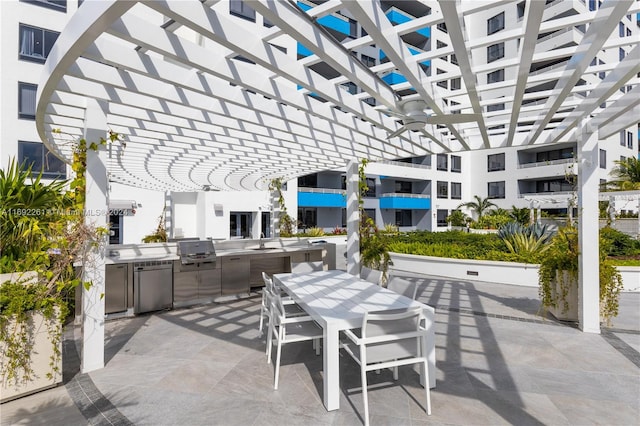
<box><xmin>509</xmin><ymin>206</ymin><xmax>530</xmax><ymax>225</ymax></box>
<box><xmin>457</xmin><ymin>195</ymin><xmax>497</xmax><ymax>220</ymax></box>
<box><xmin>607</xmin><ymin>157</ymin><xmax>640</xmax><ymax>191</ymax></box>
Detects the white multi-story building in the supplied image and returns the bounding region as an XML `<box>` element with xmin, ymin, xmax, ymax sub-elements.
<box><xmin>2</xmin><ymin>0</ymin><xmax>638</xmax><ymax>242</ymax></box>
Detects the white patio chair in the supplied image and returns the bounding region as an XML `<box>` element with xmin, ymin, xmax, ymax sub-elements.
<box><xmin>266</xmin><ymin>290</ymin><xmax>322</xmax><ymax>389</ymax></box>
<box><xmin>341</xmin><ymin>306</ymin><xmax>431</xmax><ymax>426</ymax></box>
<box><xmin>360</xmin><ymin>267</ymin><xmax>382</xmax><ymax>286</ymax></box>
<box><xmin>290</xmin><ymin>260</ymin><xmax>324</xmax><ymax>273</ymax></box>
<box><xmin>386</xmin><ymin>276</ymin><xmax>418</xmax><ymax>300</ymax></box>
<box><xmin>258</xmin><ymin>272</ymin><xmax>305</xmax><ymax>338</ymax></box>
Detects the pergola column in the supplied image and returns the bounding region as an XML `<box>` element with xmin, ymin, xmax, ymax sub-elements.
<box><xmin>577</xmin><ymin>120</ymin><xmax>600</xmax><ymax>334</ymax></box>
<box><xmin>346</xmin><ymin>160</ymin><xmax>360</xmax><ymax>276</ymax></box>
<box><xmin>270</xmin><ymin>186</ymin><xmax>279</xmax><ymax>238</ymax></box>
<box><xmin>81</xmin><ymin>99</ymin><xmax>108</xmax><ymax>372</ymax></box>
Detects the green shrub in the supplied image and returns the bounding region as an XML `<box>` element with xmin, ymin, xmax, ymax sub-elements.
<box><xmin>599</xmin><ymin>226</ymin><xmax>640</xmax><ymax>257</ymax></box>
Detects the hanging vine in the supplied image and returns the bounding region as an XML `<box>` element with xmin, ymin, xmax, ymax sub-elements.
<box><xmin>268</xmin><ymin>177</ymin><xmax>295</xmax><ymax>237</ymax></box>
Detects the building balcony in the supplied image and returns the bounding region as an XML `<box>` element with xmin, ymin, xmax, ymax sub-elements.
<box><xmin>517</xmin><ymin>158</ymin><xmax>575</xmax><ymax>169</ymax></box>
<box><xmin>297</xmin><ymin>188</ymin><xmax>345</xmax><ymax>208</ymax></box>
<box><xmin>379</xmin><ymin>193</ymin><xmax>431</xmax><ymax>210</ymax></box>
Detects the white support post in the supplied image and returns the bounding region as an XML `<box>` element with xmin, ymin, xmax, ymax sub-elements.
<box><xmin>346</xmin><ymin>160</ymin><xmax>360</xmax><ymax>276</ymax></box>
<box><xmin>81</xmin><ymin>99</ymin><xmax>109</xmax><ymax>372</ymax></box>
<box><xmin>270</xmin><ymin>186</ymin><xmax>279</xmax><ymax>238</ymax></box>
<box><xmin>577</xmin><ymin>120</ymin><xmax>600</xmax><ymax>334</ymax></box>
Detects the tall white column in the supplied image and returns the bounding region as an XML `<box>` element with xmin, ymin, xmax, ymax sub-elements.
<box><xmin>270</xmin><ymin>187</ymin><xmax>279</xmax><ymax>238</ymax></box>
<box><xmin>81</xmin><ymin>99</ymin><xmax>108</xmax><ymax>372</ymax></box>
<box><xmin>346</xmin><ymin>161</ymin><xmax>360</xmax><ymax>276</ymax></box>
<box><xmin>577</xmin><ymin>120</ymin><xmax>600</xmax><ymax>334</ymax></box>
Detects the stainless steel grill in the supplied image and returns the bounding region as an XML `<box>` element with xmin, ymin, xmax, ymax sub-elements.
<box><xmin>177</xmin><ymin>240</ymin><xmax>216</xmax><ymax>265</ymax></box>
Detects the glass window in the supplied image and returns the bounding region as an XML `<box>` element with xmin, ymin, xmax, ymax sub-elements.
<box><xmin>487</xmin><ymin>103</ymin><xmax>505</xmax><ymax>112</ymax></box>
<box><xmin>437</xmin><ymin>181</ymin><xmax>448</xmax><ymax>199</ymax></box>
<box><xmin>395</xmin><ymin>180</ymin><xmax>412</xmax><ymax>194</ymax></box>
<box><xmin>436</xmin><ymin>209</ymin><xmax>448</xmax><ymax>227</ymax></box>
<box><xmin>20</xmin><ymin>0</ymin><xmax>66</xmax><ymax>12</ymax></box>
<box><xmin>18</xmin><ymin>82</ymin><xmax>37</xmax><ymax>120</ymax></box>
<box><xmin>487</xmin><ymin>153</ymin><xmax>505</xmax><ymax>171</ymax></box>
<box><xmin>437</xmin><ymin>22</ymin><xmax>447</xmax><ymax>33</ymax></box>
<box><xmin>395</xmin><ymin>210</ymin><xmax>412</xmax><ymax>227</ymax></box>
<box><xmin>436</xmin><ymin>154</ymin><xmax>448</xmax><ymax>171</ymax></box>
<box><xmin>619</xmin><ymin>48</ymin><xmax>626</xmax><ymax>61</ymax></box>
<box><xmin>487</xmin><ymin>42</ymin><xmax>504</xmax><ymax>63</ymax></box>
<box><xmin>620</xmin><ymin>131</ymin><xmax>626</xmax><ymax>146</ymax></box>
<box><xmin>517</xmin><ymin>2</ymin><xmax>526</xmax><ymax>19</ymax></box>
<box><xmin>19</xmin><ymin>24</ymin><xmax>59</xmax><ymax>63</ymax></box>
<box><xmin>599</xmin><ymin>149</ymin><xmax>606</xmax><ymax>169</ymax></box>
<box><xmin>364</xmin><ymin>178</ymin><xmax>376</xmax><ymax>197</ymax></box>
<box><xmin>18</xmin><ymin>141</ymin><xmax>66</xmax><ymax>179</ymax></box>
<box><xmin>361</xmin><ymin>54</ymin><xmax>375</xmax><ymax>68</ymax></box>
<box><xmin>619</xmin><ymin>22</ymin><xmax>625</xmax><ymax>37</ymax></box>
<box><xmin>450</xmin><ymin>77</ymin><xmax>461</xmax><ymax>90</ymax></box>
<box><xmin>487</xmin><ymin>12</ymin><xmax>505</xmax><ymax>35</ymax></box>
<box><xmin>451</xmin><ymin>182</ymin><xmax>462</xmax><ymax>200</ymax></box>
<box><xmin>297</xmin><ymin>207</ymin><xmax>317</xmax><ymax>228</ymax></box>
<box><xmin>488</xmin><ymin>181</ymin><xmax>505</xmax><ymax>199</ymax></box>
<box><xmin>627</xmin><ymin>131</ymin><xmax>633</xmax><ymax>149</ymax></box>
<box><xmin>342</xmin><ymin>82</ymin><xmax>357</xmax><ymax>95</ymax></box>
<box><xmin>298</xmin><ymin>173</ymin><xmax>317</xmax><ymax>188</ymax></box>
<box><xmin>487</xmin><ymin>69</ymin><xmax>504</xmax><ymax>84</ymax></box>
<box><xmin>450</xmin><ymin>54</ymin><xmax>458</xmax><ymax>65</ymax></box>
<box><xmin>349</xmin><ymin>19</ymin><xmax>357</xmax><ymax>38</ymax></box>
<box><xmin>451</xmin><ymin>155</ymin><xmax>461</xmax><ymax>172</ymax></box>
<box><xmin>229</xmin><ymin>0</ymin><xmax>256</xmax><ymax>22</ymax></box>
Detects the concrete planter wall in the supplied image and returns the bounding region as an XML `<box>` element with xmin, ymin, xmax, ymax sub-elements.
<box><xmin>389</xmin><ymin>252</ymin><xmax>639</xmax><ymax>292</ymax></box>
<box><xmin>0</xmin><ymin>272</ymin><xmax>62</xmax><ymax>403</ymax></box>
<box><xmin>546</xmin><ymin>270</ymin><xmax>579</xmax><ymax>322</ymax></box>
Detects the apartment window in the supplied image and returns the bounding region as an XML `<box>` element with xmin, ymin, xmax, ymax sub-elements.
<box><xmin>487</xmin><ymin>42</ymin><xmax>504</xmax><ymax>63</ymax></box>
<box><xmin>599</xmin><ymin>149</ymin><xmax>606</xmax><ymax>169</ymax></box>
<box><xmin>536</xmin><ymin>179</ymin><xmax>573</xmax><ymax>193</ymax></box>
<box><xmin>487</xmin><ymin>103</ymin><xmax>505</xmax><ymax>112</ymax></box>
<box><xmin>450</xmin><ymin>54</ymin><xmax>458</xmax><ymax>65</ymax></box>
<box><xmin>361</xmin><ymin>54</ymin><xmax>375</xmax><ymax>68</ymax></box>
<box><xmin>487</xmin><ymin>69</ymin><xmax>504</xmax><ymax>84</ymax></box>
<box><xmin>18</xmin><ymin>82</ymin><xmax>37</xmax><ymax>120</ymax></box>
<box><xmin>536</xmin><ymin>147</ymin><xmax>573</xmax><ymax>161</ymax></box>
<box><xmin>620</xmin><ymin>131</ymin><xmax>626</xmax><ymax>146</ymax></box>
<box><xmin>589</xmin><ymin>0</ymin><xmax>596</xmax><ymax>11</ymax></box>
<box><xmin>298</xmin><ymin>208</ymin><xmax>317</xmax><ymax>229</ymax></box>
<box><xmin>19</xmin><ymin>24</ymin><xmax>59</xmax><ymax>63</ymax></box>
<box><xmin>437</xmin><ymin>22</ymin><xmax>447</xmax><ymax>33</ymax></box>
<box><xmin>298</xmin><ymin>173</ymin><xmax>317</xmax><ymax>188</ymax></box>
<box><xmin>436</xmin><ymin>209</ymin><xmax>448</xmax><ymax>227</ymax></box>
<box><xmin>437</xmin><ymin>154</ymin><xmax>448</xmax><ymax>171</ymax></box>
<box><xmin>395</xmin><ymin>210</ymin><xmax>412</xmax><ymax>227</ymax></box>
<box><xmin>21</xmin><ymin>0</ymin><xmax>66</xmax><ymax>12</ymax></box>
<box><xmin>263</xmin><ymin>17</ymin><xmax>273</xmax><ymax>28</ymax></box>
<box><xmin>487</xmin><ymin>153</ymin><xmax>505</xmax><ymax>171</ymax></box>
<box><xmin>349</xmin><ymin>19</ymin><xmax>357</xmax><ymax>38</ymax></box>
<box><xmin>627</xmin><ymin>131</ymin><xmax>633</xmax><ymax>149</ymax></box>
<box><xmin>18</xmin><ymin>141</ymin><xmax>66</xmax><ymax>179</ymax></box>
<box><xmin>451</xmin><ymin>155</ymin><xmax>461</xmax><ymax>173</ymax></box>
<box><xmin>230</xmin><ymin>0</ymin><xmax>256</xmax><ymax>22</ymax></box>
<box><xmin>342</xmin><ymin>82</ymin><xmax>357</xmax><ymax>95</ymax></box>
<box><xmin>363</xmin><ymin>209</ymin><xmax>375</xmax><ymax>220</ymax></box>
<box><xmin>451</xmin><ymin>182</ymin><xmax>462</xmax><ymax>200</ymax></box>
<box><xmin>364</xmin><ymin>178</ymin><xmax>376</xmax><ymax>197</ymax></box>
<box><xmin>487</xmin><ymin>12</ymin><xmax>505</xmax><ymax>35</ymax></box>
<box><xmin>451</xmin><ymin>77</ymin><xmax>461</xmax><ymax>91</ymax></box>
<box><xmin>437</xmin><ymin>181</ymin><xmax>448</xmax><ymax>199</ymax></box>
<box><xmin>488</xmin><ymin>181</ymin><xmax>505</xmax><ymax>199</ymax></box>
<box><xmin>363</xmin><ymin>97</ymin><xmax>376</xmax><ymax>106</ymax></box>
<box><xmin>395</xmin><ymin>180</ymin><xmax>412</xmax><ymax>194</ymax></box>
<box><xmin>436</xmin><ymin>40</ymin><xmax>447</xmax><ymax>49</ymax></box>
<box><xmin>437</xmin><ymin>80</ymin><xmax>448</xmax><ymax>89</ymax></box>
<box><xmin>619</xmin><ymin>23</ymin><xmax>625</xmax><ymax>37</ymax></box>
<box><xmin>517</xmin><ymin>2</ymin><xmax>526</xmax><ymax>19</ymax></box>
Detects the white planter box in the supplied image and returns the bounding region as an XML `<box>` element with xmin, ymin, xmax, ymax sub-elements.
<box><xmin>546</xmin><ymin>270</ymin><xmax>579</xmax><ymax>322</ymax></box>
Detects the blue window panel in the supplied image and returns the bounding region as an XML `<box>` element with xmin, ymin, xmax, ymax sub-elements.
<box><xmin>298</xmin><ymin>192</ymin><xmax>346</xmax><ymax>208</ymax></box>
<box><xmin>298</xmin><ymin>2</ymin><xmax>349</xmax><ymax>35</ymax></box>
<box><xmin>297</xmin><ymin>43</ymin><xmax>313</xmax><ymax>57</ymax></box>
<box><xmin>385</xmin><ymin>9</ymin><xmax>430</xmax><ymax>37</ymax></box>
<box><xmin>379</xmin><ymin>196</ymin><xmax>430</xmax><ymax>210</ymax></box>
<box><xmin>382</xmin><ymin>72</ymin><xmax>408</xmax><ymax>85</ymax></box>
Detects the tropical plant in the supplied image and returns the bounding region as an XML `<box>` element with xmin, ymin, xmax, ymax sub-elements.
<box><xmin>382</xmin><ymin>223</ymin><xmax>399</xmax><ymax>235</ymax></box>
<box><xmin>509</xmin><ymin>206</ymin><xmax>530</xmax><ymax>225</ymax></box>
<box><xmin>305</xmin><ymin>227</ymin><xmax>325</xmax><ymax>237</ymax></box>
<box><xmin>268</xmin><ymin>177</ymin><xmax>295</xmax><ymax>237</ymax></box>
<box><xmin>330</xmin><ymin>226</ymin><xmax>346</xmax><ymax>235</ymax></box>
<box><xmin>606</xmin><ymin>157</ymin><xmax>640</xmax><ymax>191</ymax></box>
<box><xmin>358</xmin><ymin>159</ymin><xmax>391</xmax><ymax>278</ymax></box>
<box><xmin>538</xmin><ymin>225</ymin><xmax>624</xmax><ymax>325</ymax></box>
<box><xmin>471</xmin><ymin>209</ymin><xmax>511</xmax><ymax>229</ymax></box>
<box><xmin>457</xmin><ymin>195</ymin><xmax>497</xmax><ymax>220</ymax></box>
<box><xmin>445</xmin><ymin>210</ymin><xmax>471</xmax><ymax>227</ymax></box>
<box><xmin>142</xmin><ymin>208</ymin><xmax>167</xmax><ymax>243</ymax></box>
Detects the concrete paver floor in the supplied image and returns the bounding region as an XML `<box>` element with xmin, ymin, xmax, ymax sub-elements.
<box><xmin>2</xmin><ymin>273</ymin><xmax>639</xmax><ymax>425</ymax></box>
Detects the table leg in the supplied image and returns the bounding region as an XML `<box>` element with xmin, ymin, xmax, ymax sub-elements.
<box><xmin>420</xmin><ymin>307</ymin><xmax>436</xmax><ymax>389</ymax></box>
<box><xmin>323</xmin><ymin>324</ymin><xmax>340</xmax><ymax>411</ymax></box>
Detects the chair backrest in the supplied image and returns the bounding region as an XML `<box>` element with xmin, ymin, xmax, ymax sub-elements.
<box><xmin>361</xmin><ymin>306</ymin><xmax>424</xmax><ymax>361</ymax></box>
<box><xmin>360</xmin><ymin>267</ymin><xmax>382</xmax><ymax>286</ymax></box>
<box><xmin>262</xmin><ymin>271</ymin><xmax>272</xmax><ymax>287</ymax></box>
<box><xmin>291</xmin><ymin>260</ymin><xmax>324</xmax><ymax>273</ymax></box>
<box><xmin>387</xmin><ymin>276</ymin><xmax>418</xmax><ymax>300</ymax></box>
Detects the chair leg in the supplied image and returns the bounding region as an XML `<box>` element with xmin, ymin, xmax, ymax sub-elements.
<box><xmin>314</xmin><ymin>338</ymin><xmax>320</xmax><ymax>355</ymax></box>
<box><xmin>274</xmin><ymin>335</ymin><xmax>283</xmax><ymax>390</ymax></box>
<box><xmin>266</xmin><ymin>323</ymin><xmax>273</xmax><ymax>362</ymax></box>
<box><xmin>361</xmin><ymin>368</ymin><xmax>370</xmax><ymax>426</ymax></box>
<box><xmin>423</xmin><ymin>360</ymin><xmax>431</xmax><ymax>415</ymax></box>
<box><xmin>393</xmin><ymin>365</ymin><xmax>398</xmax><ymax>381</ymax></box>
<box><xmin>258</xmin><ymin>304</ymin><xmax>265</xmax><ymax>336</ymax></box>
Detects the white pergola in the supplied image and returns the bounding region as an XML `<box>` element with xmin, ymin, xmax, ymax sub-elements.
<box><xmin>36</xmin><ymin>1</ymin><xmax>639</xmax><ymax>373</ymax></box>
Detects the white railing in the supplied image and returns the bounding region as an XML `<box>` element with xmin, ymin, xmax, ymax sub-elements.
<box><xmin>529</xmin><ymin>59</ymin><xmax>570</xmax><ymax>77</ymax></box>
<box><xmin>298</xmin><ymin>188</ymin><xmax>344</xmax><ymax>194</ymax></box>
<box><xmin>518</xmin><ymin>191</ymin><xmax>574</xmax><ymax>199</ymax></box>
<box><xmin>518</xmin><ymin>158</ymin><xmax>575</xmax><ymax>169</ymax></box>
<box><xmin>378</xmin><ymin>159</ymin><xmax>432</xmax><ymax>169</ymax></box>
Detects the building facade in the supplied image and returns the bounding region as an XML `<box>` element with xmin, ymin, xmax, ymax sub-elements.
<box><xmin>1</xmin><ymin>0</ymin><xmax>638</xmax><ymax>242</ymax></box>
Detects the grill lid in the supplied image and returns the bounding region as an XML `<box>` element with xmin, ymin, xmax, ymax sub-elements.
<box><xmin>178</xmin><ymin>240</ymin><xmax>216</xmax><ymax>264</ymax></box>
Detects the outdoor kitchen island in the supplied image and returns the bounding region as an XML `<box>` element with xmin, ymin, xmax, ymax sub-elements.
<box><xmin>101</xmin><ymin>239</ymin><xmax>327</xmax><ymax>317</ymax></box>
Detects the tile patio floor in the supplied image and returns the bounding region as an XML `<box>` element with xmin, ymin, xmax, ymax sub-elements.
<box><xmin>2</xmin><ymin>272</ymin><xmax>639</xmax><ymax>425</ymax></box>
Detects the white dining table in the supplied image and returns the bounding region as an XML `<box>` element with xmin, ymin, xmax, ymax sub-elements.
<box><xmin>273</xmin><ymin>270</ymin><xmax>436</xmax><ymax>412</ymax></box>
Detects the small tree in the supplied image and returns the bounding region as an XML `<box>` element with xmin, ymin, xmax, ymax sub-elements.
<box><xmin>457</xmin><ymin>195</ymin><xmax>497</xmax><ymax>220</ymax></box>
